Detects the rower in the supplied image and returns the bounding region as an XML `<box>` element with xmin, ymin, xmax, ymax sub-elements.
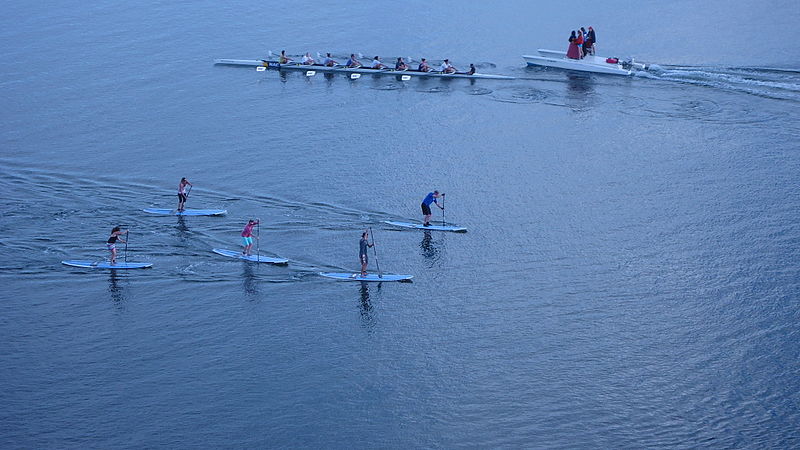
<box><xmin>279</xmin><ymin>50</ymin><xmax>293</xmax><ymax>64</ymax></box>
<box><xmin>301</xmin><ymin>52</ymin><xmax>315</xmax><ymax>65</ymax></box>
<box><xmin>395</xmin><ymin>57</ymin><xmax>409</xmax><ymax>71</ymax></box>
<box><xmin>371</xmin><ymin>56</ymin><xmax>388</xmax><ymax>69</ymax></box>
<box><xmin>467</xmin><ymin>63</ymin><xmax>476</xmax><ymax>75</ymax></box>
<box><xmin>346</xmin><ymin>54</ymin><xmax>362</xmax><ymax>68</ymax></box>
<box><xmin>417</xmin><ymin>58</ymin><xmax>431</xmax><ymax>72</ymax></box>
<box><xmin>322</xmin><ymin>53</ymin><xmax>339</xmax><ymax>67</ymax></box>
<box><xmin>439</xmin><ymin>59</ymin><xmax>456</xmax><ymax>74</ymax></box>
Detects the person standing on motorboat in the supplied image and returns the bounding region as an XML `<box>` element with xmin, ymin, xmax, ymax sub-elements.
<box><xmin>566</xmin><ymin>31</ymin><xmax>581</xmax><ymax>59</ymax></box>
<box><xmin>585</xmin><ymin>26</ymin><xmax>597</xmax><ymax>55</ymax></box>
<box><xmin>574</xmin><ymin>29</ymin><xmax>585</xmax><ymax>58</ymax></box>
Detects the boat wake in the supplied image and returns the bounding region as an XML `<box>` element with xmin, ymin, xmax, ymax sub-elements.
<box><xmin>637</xmin><ymin>65</ymin><xmax>800</xmax><ymax>102</ymax></box>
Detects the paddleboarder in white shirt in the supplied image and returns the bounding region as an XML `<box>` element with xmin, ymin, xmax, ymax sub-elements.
<box><xmin>177</xmin><ymin>177</ymin><xmax>192</xmax><ymax>212</ymax></box>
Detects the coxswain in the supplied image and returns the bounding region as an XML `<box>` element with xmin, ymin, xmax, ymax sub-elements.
<box><xmin>467</xmin><ymin>63</ymin><xmax>476</xmax><ymax>75</ymax></box>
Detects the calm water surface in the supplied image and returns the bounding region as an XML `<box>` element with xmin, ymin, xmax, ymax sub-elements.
<box><xmin>1</xmin><ymin>0</ymin><xmax>799</xmax><ymax>447</ymax></box>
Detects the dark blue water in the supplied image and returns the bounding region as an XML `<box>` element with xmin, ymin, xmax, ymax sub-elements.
<box><xmin>2</xmin><ymin>0</ymin><xmax>799</xmax><ymax>447</ymax></box>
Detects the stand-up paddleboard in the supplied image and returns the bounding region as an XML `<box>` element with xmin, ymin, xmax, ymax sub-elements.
<box><xmin>319</xmin><ymin>272</ymin><xmax>413</xmax><ymax>282</ymax></box>
<box><xmin>143</xmin><ymin>208</ymin><xmax>227</xmax><ymax>216</ymax></box>
<box><xmin>384</xmin><ymin>221</ymin><xmax>467</xmax><ymax>233</ymax></box>
<box><xmin>62</xmin><ymin>260</ymin><xmax>153</xmax><ymax>269</ymax></box>
<box><xmin>212</xmin><ymin>248</ymin><xmax>288</xmax><ymax>264</ymax></box>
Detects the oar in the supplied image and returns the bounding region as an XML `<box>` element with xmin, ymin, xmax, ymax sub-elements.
<box><xmin>369</xmin><ymin>227</ymin><xmax>382</xmax><ymax>278</ymax></box>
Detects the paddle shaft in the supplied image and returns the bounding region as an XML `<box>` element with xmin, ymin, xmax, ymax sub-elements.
<box><xmin>124</xmin><ymin>230</ymin><xmax>129</xmax><ymax>262</ymax></box>
<box><xmin>256</xmin><ymin>220</ymin><xmax>260</xmax><ymax>263</ymax></box>
<box><xmin>369</xmin><ymin>227</ymin><xmax>382</xmax><ymax>278</ymax></box>
<box><xmin>442</xmin><ymin>194</ymin><xmax>445</xmax><ymax>226</ymax></box>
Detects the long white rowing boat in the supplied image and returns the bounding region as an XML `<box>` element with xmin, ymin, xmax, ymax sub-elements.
<box><xmin>214</xmin><ymin>59</ymin><xmax>515</xmax><ymax>80</ymax></box>
<box><xmin>522</xmin><ymin>49</ymin><xmax>649</xmax><ymax>76</ymax></box>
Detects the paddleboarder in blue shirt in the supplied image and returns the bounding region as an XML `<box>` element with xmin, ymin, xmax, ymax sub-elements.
<box><xmin>421</xmin><ymin>190</ymin><xmax>444</xmax><ymax>226</ymax></box>
<box><xmin>359</xmin><ymin>230</ymin><xmax>374</xmax><ymax>276</ymax></box>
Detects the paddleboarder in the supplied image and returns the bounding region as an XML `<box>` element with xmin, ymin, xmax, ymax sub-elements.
<box><xmin>359</xmin><ymin>230</ymin><xmax>374</xmax><ymax>276</ymax></box>
<box><xmin>107</xmin><ymin>226</ymin><xmax>128</xmax><ymax>265</ymax></box>
<box><xmin>241</xmin><ymin>219</ymin><xmax>259</xmax><ymax>256</ymax></box>
<box><xmin>177</xmin><ymin>177</ymin><xmax>192</xmax><ymax>212</ymax></box>
<box><xmin>421</xmin><ymin>190</ymin><xmax>444</xmax><ymax>227</ymax></box>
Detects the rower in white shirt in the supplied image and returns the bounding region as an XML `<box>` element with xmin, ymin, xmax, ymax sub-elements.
<box><xmin>371</xmin><ymin>56</ymin><xmax>388</xmax><ymax>69</ymax></box>
<box><xmin>301</xmin><ymin>52</ymin><xmax>315</xmax><ymax>65</ymax></box>
<box><xmin>439</xmin><ymin>59</ymin><xmax>456</xmax><ymax>74</ymax></box>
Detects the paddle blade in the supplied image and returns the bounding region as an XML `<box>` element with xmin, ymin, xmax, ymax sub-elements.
<box><xmin>401</xmin><ymin>75</ymin><xmax>411</xmax><ymax>81</ymax></box>
<box><xmin>350</xmin><ymin>73</ymin><xmax>361</xmax><ymax>80</ymax></box>
<box><xmin>306</xmin><ymin>70</ymin><xmax>316</xmax><ymax>76</ymax></box>
<box><xmin>256</xmin><ymin>66</ymin><xmax>266</xmax><ymax>72</ymax></box>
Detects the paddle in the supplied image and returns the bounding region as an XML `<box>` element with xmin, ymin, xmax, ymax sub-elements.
<box><xmin>369</xmin><ymin>227</ymin><xmax>382</xmax><ymax>279</ymax></box>
<box><xmin>441</xmin><ymin>193</ymin><xmax>446</xmax><ymax>226</ymax></box>
<box><xmin>256</xmin><ymin>218</ymin><xmax>260</xmax><ymax>263</ymax></box>
<box><xmin>124</xmin><ymin>229</ymin><xmax>129</xmax><ymax>263</ymax></box>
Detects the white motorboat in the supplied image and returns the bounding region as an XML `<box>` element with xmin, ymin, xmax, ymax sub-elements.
<box><xmin>523</xmin><ymin>49</ymin><xmax>648</xmax><ymax>76</ymax></box>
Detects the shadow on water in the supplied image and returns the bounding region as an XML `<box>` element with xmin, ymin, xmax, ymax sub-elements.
<box><xmin>420</xmin><ymin>230</ymin><xmax>439</xmax><ymax>260</ymax></box>
<box><xmin>565</xmin><ymin>72</ymin><xmax>596</xmax><ymax>111</ymax></box>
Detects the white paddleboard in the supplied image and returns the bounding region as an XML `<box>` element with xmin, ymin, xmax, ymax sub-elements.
<box><xmin>212</xmin><ymin>248</ymin><xmax>288</xmax><ymax>264</ymax></box>
<box><xmin>62</xmin><ymin>260</ymin><xmax>153</xmax><ymax>269</ymax></box>
<box><xmin>384</xmin><ymin>221</ymin><xmax>467</xmax><ymax>233</ymax></box>
<box><xmin>319</xmin><ymin>272</ymin><xmax>413</xmax><ymax>282</ymax></box>
<box><xmin>143</xmin><ymin>208</ymin><xmax>227</xmax><ymax>216</ymax></box>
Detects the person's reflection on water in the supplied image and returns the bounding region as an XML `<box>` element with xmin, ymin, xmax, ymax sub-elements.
<box><xmin>359</xmin><ymin>281</ymin><xmax>377</xmax><ymax>330</ymax></box>
<box><xmin>420</xmin><ymin>230</ymin><xmax>440</xmax><ymax>262</ymax></box>
<box><xmin>243</xmin><ymin>262</ymin><xmax>258</xmax><ymax>297</ymax></box>
<box><xmin>108</xmin><ymin>270</ymin><xmax>125</xmax><ymax>304</ymax></box>
<box><xmin>176</xmin><ymin>216</ymin><xmax>190</xmax><ymax>245</ymax></box>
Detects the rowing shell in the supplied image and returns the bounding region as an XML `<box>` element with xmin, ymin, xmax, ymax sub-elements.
<box><xmin>143</xmin><ymin>208</ymin><xmax>227</xmax><ymax>216</ymax></box>
<box><xmin>384</xmin><ymin>220</ymin><xmax>467</xmax><ymax>232</ymax></box>
<box><xmin>214</xmin><ymin>59</ymin><xmax>515</xmax><ymax>80</ymax></box>
<box><xmin>212</xmin><ymin>248</ymin><xmax>289</xmax><ymax>264</ymax></box>
<box><xmin>319</xmin><ymin>272</ymin><xmax>413</xmax><ymax>282</ymax></box>
<box><xmin>62</xmin><ymin>260</ymin><xmax>153</xmax><ymax>269</ymax></box>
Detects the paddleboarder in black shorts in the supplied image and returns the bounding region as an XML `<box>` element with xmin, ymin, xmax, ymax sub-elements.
<box><xmin>177</xmin><ymin>177</ymin><xmax>192</xmax><ymax>212</ymax></box>
<box><xmin>421</xmin><ymin>190</ymin><xmax>444</xmax><ymax>226</ymax></box>
<box><xmin>359</xmin><ymin>230</ymin><xmax>374</xmax><ymax>276</ymax></box>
